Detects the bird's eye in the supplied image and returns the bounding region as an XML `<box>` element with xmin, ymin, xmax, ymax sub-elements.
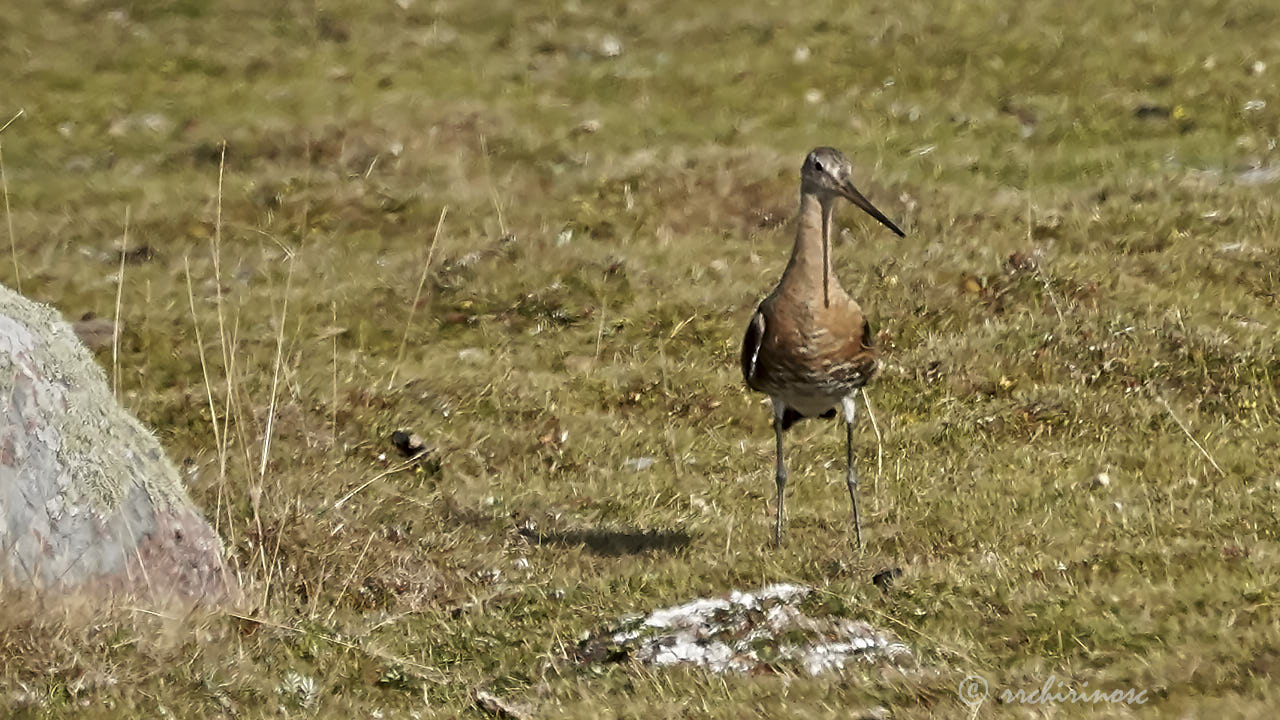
<box><xmin>813</xmin><ymin>160</ymin><xmax>824</xmax><ymax>172</ymax></box>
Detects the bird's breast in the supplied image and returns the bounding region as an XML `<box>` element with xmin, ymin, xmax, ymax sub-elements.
<box><xmin>755</xmin><ymin>292</ymin><xmax>878</xmax><ymax>401</ymax></box>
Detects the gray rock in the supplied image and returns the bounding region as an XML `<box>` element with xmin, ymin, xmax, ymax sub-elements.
<box><xmin>0</xmin><ymin>283</ymin><xmax>232</xmax><ymax>601</ymax></box>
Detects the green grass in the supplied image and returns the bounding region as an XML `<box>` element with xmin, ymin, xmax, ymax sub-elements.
<box><xmin>3</xmin><ymin>0</ymin><xmax>1280</xmax><ymax>716</ymax></box>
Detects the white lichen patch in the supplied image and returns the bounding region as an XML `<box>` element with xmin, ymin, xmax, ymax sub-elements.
<box><xmin>579</xmin><ymin>584</ymin><xmax>913</xmax><ymax>676</ymax></box>
<box><xmin>0</xmin><ymin>283</ymin><xmax>188</xmax><ymax>514</ymax></box>
<box><xmin>276</xmin><ymin>671</ymin><xmax>320</xmax><ymax>710</ymax></box>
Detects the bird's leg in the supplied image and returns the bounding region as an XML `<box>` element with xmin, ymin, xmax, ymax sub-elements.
<box><xmin>842</xmin><ymin>396</ymin><xmax>863</xmax><ymax>549</ymax></box>
<box><xmin>773</xmin><ymin>400</ymin><xmax>788</xmax><ymax>546</ymax></box>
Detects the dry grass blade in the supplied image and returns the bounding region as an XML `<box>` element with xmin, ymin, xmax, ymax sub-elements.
<box><xmin>0</xmin><ymin>109</ymin><xmax>23</xmax><ymax>135</ymax></box>
<box><xmin>231</xmin><ymin>611</ymin><xmax>450</xmax><ymax>683</ymax></box>
<box><xmin>184</xmin><ymin>256</ymin><xmax>233</xmax><ymax>545</ymax></box>
<box><xmin>593</xmin><ymin>292</ymin><xmax>608</xmax><ymax>367</ymax></box>
<box><xmin>128</xmin><ymin>607</ymin><xmax>450</xmax><ymax>684</ymax></box>
<box><xmin>0</xmin><ymin>110</ymin><xmax>21</xmax><ymax>292</ymax></box>
<box><xmin>258</xmin><ymin>251</ymin><xmax>296</xmax><ymax>483</ymax></box>
<box><xmin>326</xmin><ymin>532</ymin><xmax>375</xmax><ymax>623</ymax></box>
<box><xmin>387</xmin><ymin>205</ymin><xmax>447</xmax><ymax>389</ymax></box>
<box><xmin>1026</xmin><ymin>196</ymin><xmax>1065</xmax><ymax>323</ymax></box>
<box><xmin>257</xmin><ymin>248</ymin><xmax>298</xmax><ymax>607</ymax></box>
<box><xmin>111</xmin><ymin>207</ymin><xmax>130</xmax><ymax>397</ymax></box>
<box><xmin>1155</xmin><ymin>392</ymin><xmax>1225</xmax><ymax>476</ymax></box>
<box><xmin>330</xmin><ymin>300</ymin><xmax>339</xmax><ymax>445</ymax></box>
<box><xmin>329</xmin><ymin>454</ymin><xmax>429</xmax><ymax>511</ymax></box>
<box><xmin>861</xmin><ymin>387</ymin><xmax>884</xmax><ymax>503</ymax></box>
<box><xmin>211</xmin><ymin>142</ymin><xmax>234</xmax><ymax>489</ymax></box>
<box><xmin>479</xmin><ymin>133</ymin><xmax>507</xmax><ymax>236</ymax></box>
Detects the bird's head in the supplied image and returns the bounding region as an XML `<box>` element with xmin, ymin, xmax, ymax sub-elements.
<box><xmin>800</xmin><ymin>146</ymin><xmax>905</xmax><ymax>238</ymax></box>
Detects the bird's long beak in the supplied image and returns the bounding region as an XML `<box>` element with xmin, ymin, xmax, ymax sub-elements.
<box><xmin>838</xmin><ymin>180</ymin><xmax>906</xmax><ymax>237</ymax></box>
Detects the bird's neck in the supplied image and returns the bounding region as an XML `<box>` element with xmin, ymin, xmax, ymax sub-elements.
<box><xmin>781</xmin><ymin>190</ymin><xmax>837</xmax><ymax>293</ymax></box>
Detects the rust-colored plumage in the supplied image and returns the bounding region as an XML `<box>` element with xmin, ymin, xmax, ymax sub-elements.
<box><xmin>741</xmin><ymin>147</ymin><xmax>904</xmax><ymax>547</ymax></box>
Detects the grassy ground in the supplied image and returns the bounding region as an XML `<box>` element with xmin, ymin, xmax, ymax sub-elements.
<box><xmin>3</xmin><ymin>0</ymin><xmax>1280</xmax><ymax>716</ymax></box>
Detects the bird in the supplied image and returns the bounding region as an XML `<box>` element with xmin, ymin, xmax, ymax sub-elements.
<box><xmin>741</xmin><ymin>146</ymin><xmax>905</xmax><ymax>547</ymax></box>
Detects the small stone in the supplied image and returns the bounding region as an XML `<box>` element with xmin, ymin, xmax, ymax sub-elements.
<box><xmin>1236</xmin><ymin>167</ymin><xmax>1280</xmax><ymax>186</ymax></box>
<box><xmin>1007</xmin><ymin>250</ymin><xmax>1037</xmax><ymax>273</ymax></box>
<box><xmin>476</xmin><ymin>690</ymin><xmax>533</xmax><ymax>720</ymax></box>
<box><xmin>623</xmin><ymin>457</ymin><xmax>655</xmax><ymax>472</ymax></box>
<box><xmin>140</xmin><ymin>113</ymin><xmax>173</xmax><ymax>134</ymax></box>
<box><xmin>120</xmin><ymin>245</ymin><xmax>156</xmax><ymax>264</ymax></box>
<box><xmin>793</xmin><ymin>46</ymin><xmax>811</xmax><ymax>63</ymax></box>
<box><xmin>1249</xmin><ymin>60</ymin><xmax>1267</xmax><ymax>76</ymax></box>
<box><xmin>72</xmin><ymin>314</ymin><xmax>117</xmax><ymax>351</ymax></box>
<box><xmin>872</xmin><ymin>567</ymin><xmax>902</xmax><ymax>592</ymax></box>
<box><xmin>563</xmin><ymin>355</ymin><xmax>594</xmax><ymax>375</ymax></box>
<box><xmin>389</xmin><ymin>430</ymin><xmax>441</xmax><ymax>473</ymax></box>
<box><xmin>316</xmin><ymin>14</ymin><xmax>350</xmax><ymax>43</ymax></box>
<box><xmin>1092</xmin><ymin>472</ymin><xmax>1111</xmax><ymax>488</ymax></box>
<box><xmin>1134</xmin><ymin>103</ymin><xmax>1170</xmax><ymax>119</ymax></box>
<box><xmin>804</xmin><ymin>88</ymin><xmax>823</xmax><ymax>104</ymax></box>
<box><xmin>390</xmin><ymin>430</ymin><xmax>427</xmax><ymax>457</ymax></box>
<box><xmin>599</xmin><ymin>35</ymin><xmax>622</xmax><ymax>58</ymax></box>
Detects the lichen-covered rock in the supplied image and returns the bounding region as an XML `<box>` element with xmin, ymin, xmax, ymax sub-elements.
<box><xmin>0</xmin><ymin>283</ymin><xmax>232</xmax><ymax>601</ymax></box>
<box><xmin>577</xmin><ymin>584</ymin><xmax>915</xmax><ymax>675</ymax></box>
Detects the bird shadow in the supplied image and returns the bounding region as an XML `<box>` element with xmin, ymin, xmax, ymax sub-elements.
<box><xmin>518</xmin><ymin>526</ymin><xmax>692</xmax><ymax>557</ymax></box>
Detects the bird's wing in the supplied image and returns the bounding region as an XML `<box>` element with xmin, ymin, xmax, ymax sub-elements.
<box><xmin>857</xmin><ymin>316</ymin><xmax>875</xmax><ymax>352</ymax></box>
<box><xmin>740</xmin><ymin>308</ymin><xmax>766</xmax><ymax>386</ymax></box>
<box><xmin>829</xmin><ymin>313</ymin><xmax>879</xmax><ymax>387</ymax></box>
